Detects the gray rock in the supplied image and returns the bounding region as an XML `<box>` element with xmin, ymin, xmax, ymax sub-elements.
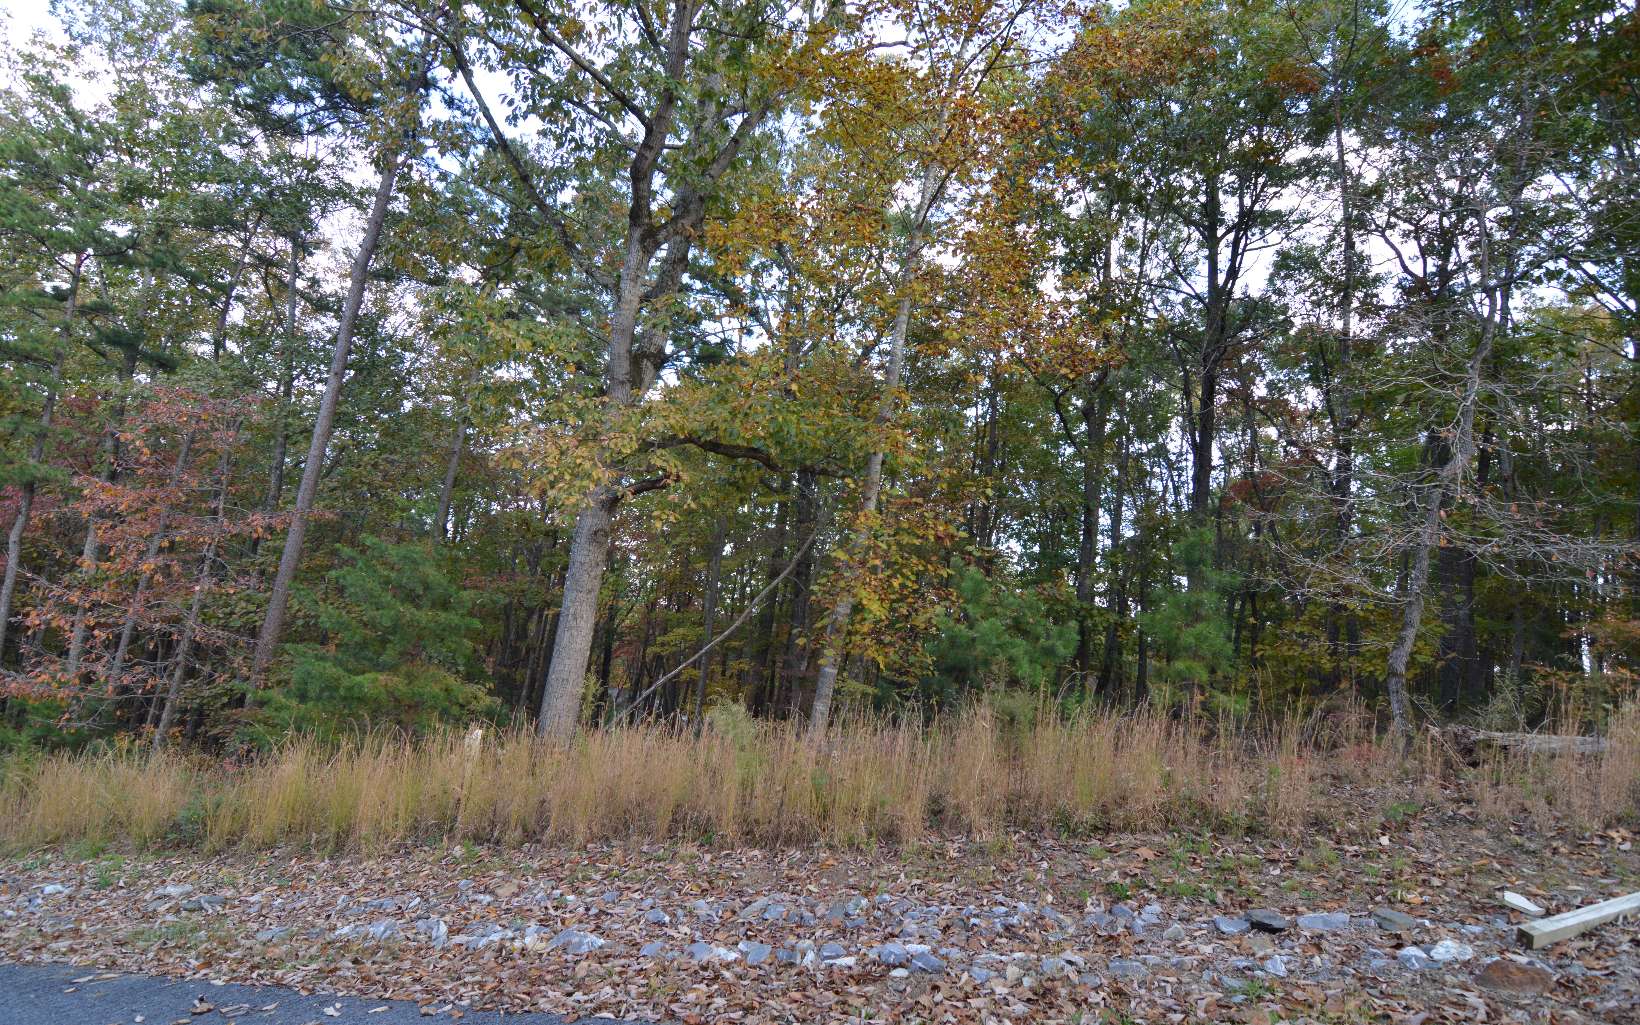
<box><xmin>459</xmin><ymin>923</ymin><xmax>514</xmax><ymax>949</ymax></box>
<box><xmin>639</xmin><ymin>941</ymin><xmax>666</xmax><ymax>957</ymax></box>
<box><xmin>1162</xmin><ymin>924</ymin><xmax>1186</xmax><ymax>941</ymax></box>
<box><xmin>1397</xmin><ymin>946</ymin><xmax>1432</xmax><ymax>971</ymax></box>
<box><xmin>819</xmin><ymin>942</ymin><xmax>847</xmax><ymax>961</ymax></box>
<box><xmin>1076</xmin><ymin>972</ymin><xmax>1103</xmax><ymax>987</ymax></box>
<box><xmin>761</xmin><ymin>903</ymin><xmax>788</xmax><ymax>922</ymax></box>
<box><xmin>415</xmin><ymin>917</ymin><xmax>448</xmax><ymax>947</ymax></box>
<box><xmin>547</xmin><ymin>928</ymin><xmax>605</xmax><ymax>955</ymax></box>
<box><xmin>1428</xmin><ymin>939</ymin><xmax>1473</xmax><ymax>963</ymax></box>
<box><xmin>968</xmin><ymin>967</ymin><xmax>996</xmax><ymax>984</ymax></box>
<box><xmin>874</xmin><ymin>942</ymin><xmax>909</xmax><ymax>966</ymax></box>
<box><xmin>1297</xmin><ymin>912</ymin><xmax>1351</xmax><ymax>932</ymax></box>
<box><xmin>1108</xmin><ymin>958</ymin><xmax>1148</xmax><ymax>981</ymax></box>
<box><xmin>253</xmin><ymin>926</ymin><xmax>291</xmax><ymax>942</ymax></box>
<box><xmin>1262</xmin><ymin>955</ymin><xmax>1288</xmax><ymax>978</ymax></box>
<box><xmin>738</xmin><ymin>897</ymin><xmax>771</xmax><ymax>920</ymax></box>
<box><xmin>1041</xmin><ymin>907</ymin><xmax>1074</xmax><ymax>931</ymax></box>
<box><xmin>366</xmin><ymin>919</ymin><xmax>399</xmax><ymax>942</ymax></box>
<box><xmin>824</xmin><ymin>901</ymin><xmax>852</xmax><ymax>923</ymax></box>
<box><xmin>1372</xmin><ymin>907</ymin><xmax>1417</xmax><ymax>933</ymax></box>
<box><xmin>642</xmin><ymin>908</ymin><xmax>671</xmax><ymax>925</ymax></box>
<box><xmin>739</xmin><ymin>940</ymin><xmax>773</xmax><ymax>965</ymax></box>
<box><xmin>1214</xmin><ymin>915</ymin><xmax>1251</xmax><ymax>935</ymax></box>
<box><xmin>909</xmin><ymin>951</ymin><xmax>944</xmax><ymax>974</ymax></box>
<box><xmin>1084</xmin><ymin>910</ymin><xmax>1119</xmax><ymax>935</ymax></box>
<box><xmin>1247</xmin><ymin>909</ymin><xmax>1289</xmax><ymax>932</ymax></box>
<box><xmin>1140</xmin><ymin>903</ymin><xmax>1164</xmax><ymax>923</ymax></box>
<box><xmin>685</xmin><ymin>941</ymin><xmax>737</xmax><ymax>962</ymax></box>
<box><xmin>775</xmin><ymin>948</ymin><xmax>801</xmax><ymax>964</ymax></box>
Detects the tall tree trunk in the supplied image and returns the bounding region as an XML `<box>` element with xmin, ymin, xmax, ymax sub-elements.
<box><xmin>106</xmin><ymin>430</ymin><xmax>196</xmax><ymax>687</ymax></box>
<box><xmin>153</xmin><ymin>425</ymin><xmax>237</xmax><ymax>752</ymax></box>
<box><xmin>1188</xmin><ymin>170</ymin><xmax>1226</xmax><ymax>530</ymax></box>
<box><xmin>693</xmin><ymin>523</ymin><xmax>727</xmax><ymax>734</ymax></box>
<box><xmin>256</xmin><ymin>235</ymin><xmax>303</xmax><ymax>558</ymax></box>
<box><xmin>780</xmin><ymin>471</ymin><xmax>818</xmax><ymax>716</ymax></box>
<box><xmin>0</xmin><ymin>255</ymin><xmax>81</xmax><ymax>662</ymax></box>
<box><xmin>1097</xmin><ymin>424</ymin><xmax>1130</xmax><ymax>697</ymax></box>
<box><xmin>1075</xmin><ymin>381</ymin><xmax>1109</xmax><ymax>687</ymax></box>
<box><xmin>808</xmin><ymin>169</ymin><xmax>943</xmax><ymax>737</ymax></box>
<box><xmin>1383</xmin><ymin>289</ymin><xmax>1502</xmax><ymax>733</ymax></box>
<box><xmin>250</xmin><ymin>152</ymin><xmax>405</xmax><ymax>687</ymax></box>
<box><xmin>65</xmin><ymin>346</ymin><xmax>138</xmax><ymax>681</ymax></box>
<box><xmin>434</xmin><ymin>406</ymin><xmax>466</xmax><ymax>542</ymax></box>
<box><xmin>211</xmin><ymin>231</ymin><xmax>255</xmax><ymax>361</ymax></box>
<box><xmin>535</xmin><ymin>216</ymin><xmax>660</xmax><ymax>738</ymax></box>
<box><xmin>1326</xmin><ymin>91</ymin><xmax>1358</xmax><ymax>691</ymax></box>
<box><xmin>748</xmin><ymin>493</ymin><xmax>789</xmax><ymax>714</ymax></box>
<box><xmin>537</xmin><ymin>491</ymin><xmax>618</xmax><ymax>736</ymax></box>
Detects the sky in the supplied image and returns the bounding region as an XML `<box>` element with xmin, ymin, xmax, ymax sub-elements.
<box><xmin>2</xmin><ymin>0</ymin><xmax>65</xmax><ymax>50</ymax></box>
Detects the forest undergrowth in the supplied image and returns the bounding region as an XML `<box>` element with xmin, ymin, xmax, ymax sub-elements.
<box><xmin>4</xmin><ymin>703</ymin><xmax>1636</xmax><ymax>854</ymax></box>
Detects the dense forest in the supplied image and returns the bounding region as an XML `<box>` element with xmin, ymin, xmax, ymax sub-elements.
<box><xmin>0</xmin><ymin>0</ymin><xmax>1635</xmax><ymax>752</ymax></box>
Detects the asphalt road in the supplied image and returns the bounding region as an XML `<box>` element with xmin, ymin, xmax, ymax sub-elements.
<box><xmin>0</xmin><ymin>962</ymin><xmax>645</xmax><ymax>1025</ymax></box>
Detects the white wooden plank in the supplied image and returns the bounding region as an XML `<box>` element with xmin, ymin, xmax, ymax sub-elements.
<box><xmin>1500</xmin><ymin>890</ymin><xmax>1544</xmax><ymax>917</ymax></box>
<box><xmin>1516</xmin><ymin>891</ymin><xmax>1640</xmax><ymax>950</ymax></box>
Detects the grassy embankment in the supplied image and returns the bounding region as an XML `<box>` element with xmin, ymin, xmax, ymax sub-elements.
<box><xmin>3</xmin><ymin>704</ymin><xmax>1636</xmax><ymax>853</ymax></box>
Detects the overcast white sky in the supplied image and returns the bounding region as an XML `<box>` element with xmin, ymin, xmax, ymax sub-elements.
<box><xmin>2</xmin><ymin>1</ymin><xmax>65</xmax><ymax>50</ymax></box>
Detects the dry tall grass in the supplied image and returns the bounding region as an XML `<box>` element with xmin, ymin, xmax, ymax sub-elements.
<box><xmin>2</xmin><ymin>704</ymin><xmax>1635</xmax><ymax>853</ymax></box>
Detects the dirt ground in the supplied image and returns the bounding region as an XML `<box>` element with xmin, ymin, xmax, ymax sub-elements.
<box><xmin>2</xmin><ymin>794</ymin><xmax>1636</xmax><ymax>1024</ymax></box>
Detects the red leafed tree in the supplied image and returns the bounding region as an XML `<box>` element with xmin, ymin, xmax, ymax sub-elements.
<box><xmin>11</xmin><ymin>386</ymin><xmax>262</xmax><ymax>734</ymax></box>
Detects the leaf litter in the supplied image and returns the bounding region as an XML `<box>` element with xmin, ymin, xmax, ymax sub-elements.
<box><xmin>2</xmin><ymin>806</ymin><xmax>1636</xmax><ymax>1024</ymax></box>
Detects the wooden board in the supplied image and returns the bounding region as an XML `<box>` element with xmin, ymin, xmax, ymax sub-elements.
<box><xmin>1516</xmin><ymin>891</ymin><xmax>1640</xmax><ymax>950</ymax></box>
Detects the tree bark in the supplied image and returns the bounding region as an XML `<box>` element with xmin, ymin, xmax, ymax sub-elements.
<box><xmin>1097</xmin><ymin>422</ymin><xmax>1130</xmax><ymax>697</ymax></box>
<box><xmin>0</xmin><ymin>256</ymin><xmax>81</xmax><ymax>663</ymax></box>
<box><xmin>434</xmin><ymin>406</ymin><xmax>465</xmax><ymax>542</ymax></box>
<box><xmin>693</xmin><ymin>523</ymin><xmax>727</xmax><ymax>733</ymax></box>
<box><xmin>256</xmin><ymin>235</ymin><xmax>303</xmax><ymax>558</ymax></box>
<box><xmin>65</xmin><ymin>345</ymin><xmax>137</xmax><ymax>681</ymax></box>
<box><xmin>153</xmin><ymin>425</ymin><xmax>236</xmax><ymax>752</ymax></box>
<box><xmin>106</xmin><ymin>430</ymin><xmax>195</xmax><ymax>688</ymax></box>
<box><xmin>1383</xmin><ymin>270</ymin><xmax>1501</xmax><ymax>733</ymax></box>
<box><xmin>1075</xmin><ymin>381</ymin><xmax>1109</xmax><ymax>687</ymax></box>
<box><xmin>537</xmin><ymin>491</ymin><xmax>616</xmax><ymax>735</ymax></box>
<box><xmin>250</xmin><ymin>151</ymin><xmax>405</xmax><ymax>687</ymax></box>
<box><xmin>807</xmin><ymin>168</ymin><xmax>941</xmax><ymax>737</ymax></box>
<box><xmin>1326</xmin><ymin>89</ymin><xmax>1359</xmax><ymax>691</ymax></box>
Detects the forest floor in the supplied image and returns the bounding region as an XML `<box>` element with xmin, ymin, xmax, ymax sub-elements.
<box><xmin>2</xmin><ymin>783</ymin><xmax>1637</xmax><ymax>1025</ymax></box>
